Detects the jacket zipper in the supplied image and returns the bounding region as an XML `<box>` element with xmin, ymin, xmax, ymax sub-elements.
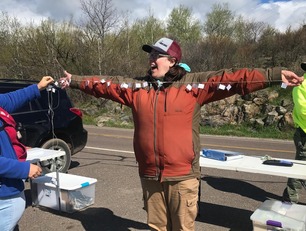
<box><xmin>153</xmin><ymin>88</ymin><xmax>160</xmax><ymax>180</ymax></box>
<box><xmin>164</xmin><ymin>89</ymin><xmax>167</xmax><ymax>112</ymax></box>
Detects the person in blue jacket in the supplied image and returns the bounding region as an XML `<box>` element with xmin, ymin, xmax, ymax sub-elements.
<box><xmin>0</xmin><ymin>76</ymin><xmax>54</xmax><ymax>231</ymax></box>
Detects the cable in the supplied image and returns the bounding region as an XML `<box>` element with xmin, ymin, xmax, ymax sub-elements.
<box><xmin>46</xmin><ymin>86</ymin><xmax>58</xmax><ymax>148</ymax></box>
<box><xmin>66</xmin><ymin>78</ymin><xmax>285</xmax><ymax>85</ymax></box>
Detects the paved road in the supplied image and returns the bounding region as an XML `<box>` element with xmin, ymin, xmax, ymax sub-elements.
<box><xmin>18</xmin><ymin>125</ymin><xmax>306</xmax><ymax>231</ymax></box>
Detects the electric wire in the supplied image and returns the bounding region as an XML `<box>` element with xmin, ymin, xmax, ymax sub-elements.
<box><xmin>66</xmin><ymin>78</ymin><xmax>286</xmax><ymax>85</ymax></box>
<box><xmin>46</xmin><ymin>87</ymin><xmax>60</xmax><ymax>171</ymax></box>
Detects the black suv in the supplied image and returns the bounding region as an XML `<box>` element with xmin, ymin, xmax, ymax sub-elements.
<box><xmin>0</xmin><ymin>79</ymin><xmax>88</xmax><ymax>173</ymax></box>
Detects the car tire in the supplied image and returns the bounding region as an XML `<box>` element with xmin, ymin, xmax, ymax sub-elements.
<box><xmin>40</xmin><ymin>138</ymin><xmax>71</xmax><ymax>173</ymax></box>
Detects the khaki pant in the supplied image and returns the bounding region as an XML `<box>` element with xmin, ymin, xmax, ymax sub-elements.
<box><xmin>141</xmin><ymin>178</ymin><xmax>199</xmax><ymax>231</ymax></box>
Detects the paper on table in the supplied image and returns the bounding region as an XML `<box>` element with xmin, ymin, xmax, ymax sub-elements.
<box><xmin>201</xmin><ymin>149</ymin><xmax>244</xmax><ymax>161</ymax></box>
<box><xmin>26</xmin><ymin>148</ymin><xmax>65</xmax><ymax>163</ymax></box>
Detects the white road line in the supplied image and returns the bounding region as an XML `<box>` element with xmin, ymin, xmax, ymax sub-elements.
<box><xmin>85</xmin><ymin>146</ymin><xmax>134</xmax><ymax>154</ymax></box>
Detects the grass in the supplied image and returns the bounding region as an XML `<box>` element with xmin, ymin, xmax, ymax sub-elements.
<box><xmin>200</xmin><ymin>123</ymin><xmax>294</xmax><ymax>140</ymax></box>
<box><xmin>82</xmin><ymin>115</ymin><xmax>97</xmax><ymax>125</ymax></box>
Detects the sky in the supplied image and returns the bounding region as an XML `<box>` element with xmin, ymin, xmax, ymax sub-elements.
<box><xmin>0</xmin><ymin>0</ymin><xmax>306</xmax><ymax>32</ymax></box>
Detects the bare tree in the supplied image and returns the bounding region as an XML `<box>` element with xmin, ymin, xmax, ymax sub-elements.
<box><xmin>233</xmin><ymin>17</ymin><xmax>267</xmax><ymax>44</ymax></box>
<box><xmin>80</xmin><ymin>0</ymin><xmax>120</xmax><ymax>75</ymax></box>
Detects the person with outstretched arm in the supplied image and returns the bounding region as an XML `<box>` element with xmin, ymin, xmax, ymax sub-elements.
<box><xmin>60</xmin><ymin>37</ymin><xmax>303</xmax><ymax>231</ymax></box>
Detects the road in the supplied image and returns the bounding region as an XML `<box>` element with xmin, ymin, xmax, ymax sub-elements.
<box><xmin>18</xmin><ymin>125</ymin><xmax>306</xmax><ymax>231</ymax></box>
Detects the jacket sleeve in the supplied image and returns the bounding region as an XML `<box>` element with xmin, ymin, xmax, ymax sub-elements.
<box><xmin>70</xmin><ymin>75</ymin><xmax>137</xmax><ymax>107</ymax></box>
<box><xmin>0</xmin><ymin>84</ymin><xmax>40</xmax><ymax>113</ymax></box>
<box><xmin>0</xmin><ymin>157</ymin><xmax>30</xmax><ymax>179</ymax></box>
<box><xmin>187</xmin><ymin>67</ymin><xmax>282</xmax><ymax>105</ymax></box>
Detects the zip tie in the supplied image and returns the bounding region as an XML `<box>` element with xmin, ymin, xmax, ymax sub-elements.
<box><xmin>121</xmin><ymin>83</ymin><xmax>128</xmax><ymax>89</ymax></box>
<box><xmin>198</xmin><ymin>83</ymin><xmax>205</xmax><ymax>89</ymax></box>
<box><xmin>281</xmin><ymin>83</ymin><xmax>287</xmax><ymax>89</ymax></box>
<box><xmin>226</xmin><ymin>84</ymin><xmax>232</xmax><ymax>91</ymax></box>
<box><xmin>186</xmin><ymin>84</ymin><xmax>192</xmax><ymax>91</ymax></box>
<box><xmin>142</xmin><ymin>82</ymin><xmax>148</xmax><ymax>88</ymax></box>
<box><xmin>219</xmin><ymin>84</ymin><xmax>226</xmax><ymax>90</ymax></box>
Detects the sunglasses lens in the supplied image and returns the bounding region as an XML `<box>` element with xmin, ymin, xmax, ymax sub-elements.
<box><xmin>149</xmin><ymin>52</ymin><xmax>169</xmax><ymax>60</ymax></box>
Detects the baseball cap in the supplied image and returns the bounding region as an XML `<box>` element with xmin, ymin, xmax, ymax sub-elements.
<box><xmin>142</xmin><ymin>37</ymin><xmax>182</xmax><ymax>62</ymax></box>
<box><xmin>301</xmin><ymin>62</ymin><xmax>306</xmax><ymax>71</ymax></box>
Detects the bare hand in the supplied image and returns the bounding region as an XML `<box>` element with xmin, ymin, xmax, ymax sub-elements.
<box><xmin>37</xmin><ymin>76</ymin><xmax>54</xmax><ymax>90</ymax></box>
<box><xmin>28</xmin><ymin>164</ymin><xmax>42</xmax><ymax>179</ymax></box>
<box><xmin>59</xmin><ymin>71</ymin><xmax>72</xmax><ymax>89</ymax></box>
<box><xmin>281</xmin><ymin>70</ymin><xmax>304</xmax><ymax>87</ymax></box>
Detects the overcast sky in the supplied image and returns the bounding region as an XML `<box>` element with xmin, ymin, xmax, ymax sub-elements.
<box><xmin>1</xmin><ymin>0</ymin><xmax>306</xmax><ymax>32</ymax></box>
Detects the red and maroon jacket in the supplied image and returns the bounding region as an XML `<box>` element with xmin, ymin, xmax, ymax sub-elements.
<box><xmin>70</xmin><ymin>67</ymin><xmax>281</xmax><ymax>182</ymax></box>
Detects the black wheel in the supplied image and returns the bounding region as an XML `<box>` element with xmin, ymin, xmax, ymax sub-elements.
<box><xmin>39</xmin><ymin>138</ymin><xmax>71</xmax><ymax>173</ymax></box>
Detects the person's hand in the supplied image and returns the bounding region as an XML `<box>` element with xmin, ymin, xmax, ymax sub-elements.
<box><xmin>37</xmin><ymin>76</ymin><xmax>54</xmax><ymax>90</ymax></box>
<box><xmin>28</xmin><ymin>164</ymin><xmax>42</xmax><ymax>179</ymax></box>
<box><xmin>59</xmin><ymin>71</ymin><xmax>72</xmax><ymax>89</ymax></box>
<box><xmin>281</xmin><ymin>70</ymin><xmax>304</xmax><ymax>87</ymax></box>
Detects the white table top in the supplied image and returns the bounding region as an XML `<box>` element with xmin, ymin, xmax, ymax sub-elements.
<box><xmin>200</xmin><ymin>155</ymin><xmax>306</xmax><ymax>180</ymax></box>
<box><xmin>26</xmin><ymin>148</ymin><xmax>65</xmax><ymax>163</ymax></box>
